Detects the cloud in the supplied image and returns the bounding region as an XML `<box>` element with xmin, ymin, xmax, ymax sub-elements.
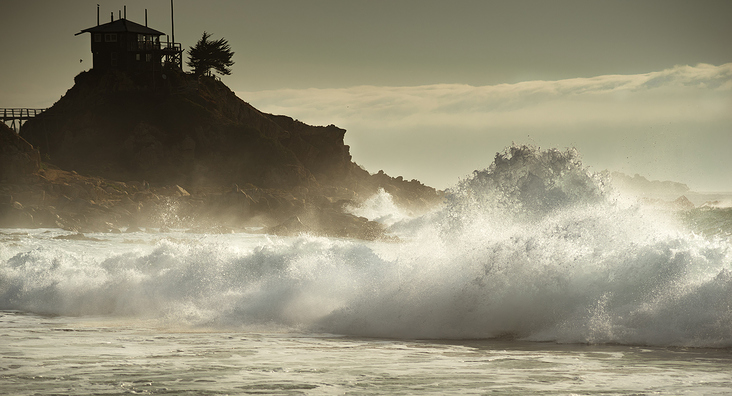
<box><xmin>237</xmin><ymin>64</ymin><xmax>732</xmax><ymax>191</ymax></box>
<box><xmin>239</xmin><ymin>63</ymin><xmax>731</xmax><ymax>129</ymax></box>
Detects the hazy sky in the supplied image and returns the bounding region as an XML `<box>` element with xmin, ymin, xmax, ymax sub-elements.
<box><xmin>1</xmin><ymin>1</ymin><xmax>731</xmax><ymax>191</ymax></box>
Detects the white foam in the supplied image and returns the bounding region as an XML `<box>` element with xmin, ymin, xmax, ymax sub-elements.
<box><xmin>1</xmin><ymin>146</ymin><xmax>730</xmax><ymax>347</ymax></box>
<box><xmin>346</xmin><ymin>187</ymin><xmax>413</xmax><ymax>227</ymax></box>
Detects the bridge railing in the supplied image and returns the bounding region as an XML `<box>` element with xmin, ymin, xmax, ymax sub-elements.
<box><xmin>1</xmin><ymin>108</ymin><xmax>49</xmax><ymax>133</ymax></box>
<box><xmin>1</xmin><ymin>108</ymin><xmax>48</xmax><ymax>121</ymax></box>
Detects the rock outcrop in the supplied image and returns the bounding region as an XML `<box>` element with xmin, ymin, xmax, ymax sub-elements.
<box><xmin>611</xmin><ymin>172</ymin><xmax>691</xmax><ymax>197</ymax></box>
<box><xmin>21</xmin><ymin>70</ymin><xmax>320</xmax><ymax>189</ymax></box>
<box><xmin>0</xmin><ymin>124</ymin><xmax>41</xmax><ymax>227</ymax></box>
<box><xmin>5</xmin><ymin>69</ymin><xmax>442</xmax><ymax>238</ymax></box>
<box><xmin>0</xmin><ymin>123</ymin><xmax>40</xmax><ymax>183</ymax></box>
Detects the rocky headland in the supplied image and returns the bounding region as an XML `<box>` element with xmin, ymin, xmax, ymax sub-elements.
<box><xmin>1</xmin><ymin>69</ymin><xmax>442</xmax><ymax>239</ymax></box>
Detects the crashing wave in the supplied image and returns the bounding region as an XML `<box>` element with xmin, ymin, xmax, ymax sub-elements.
<box><xmin>1</xmin><ymin>145</ymin><xmax>730</xmax><ymax>347</ymax></box>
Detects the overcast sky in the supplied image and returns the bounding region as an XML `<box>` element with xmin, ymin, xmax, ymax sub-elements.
<box><xmin>1</xmin><ymin>1</ymin><xmax>731</xmax><ymax>191</ymax></box>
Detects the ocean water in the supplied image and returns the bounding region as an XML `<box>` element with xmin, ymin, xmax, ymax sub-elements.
<box><xmin>1</xmin><ymin>146</ymin><xmax>731</xmax><ymax>394</ymax></box>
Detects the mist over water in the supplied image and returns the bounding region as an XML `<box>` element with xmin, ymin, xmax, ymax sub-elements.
<box><xmin>1</xmin><ymin>145</ymin><xmax>730</xmax><ymax>348</ymax></box>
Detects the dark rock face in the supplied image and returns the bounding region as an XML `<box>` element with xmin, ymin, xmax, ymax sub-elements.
<box><xmin>8</xmin><ymin>69</ymin><xmax>443</xmax><ymax>238</ymax></box>
<box><xmin>0</xmin><ymin>123</ymin><xmax>41</xmax><ymax>183</ymax></box>
<box><xmin>21</xmin><ymin>70</ymin><xmax>350</xmax><ymax>190</ymax></box>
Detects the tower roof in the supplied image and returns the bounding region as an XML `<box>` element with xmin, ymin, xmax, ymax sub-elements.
<box><xmin>75</xmin><ymin>18</ymin><xmax>165</xmax><ymax>36</ymax></box>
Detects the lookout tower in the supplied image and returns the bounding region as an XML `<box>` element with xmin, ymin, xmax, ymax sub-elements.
<box><xmin>75</xmin><ymin>6</ymin><xmax>183</xmax><ymax>72</ymax></box>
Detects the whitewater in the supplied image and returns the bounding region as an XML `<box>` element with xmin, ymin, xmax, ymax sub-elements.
<box><xmin>2</xmin><ymin>145</ymin><xmax>731</xmax><ymax>395</ymax></box>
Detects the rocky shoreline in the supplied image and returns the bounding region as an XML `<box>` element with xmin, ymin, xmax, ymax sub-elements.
<box><xmin>1</xmin><ymin>70</ymin><xmax>443</xmax><ymax>239</ymax></box>
<box><xmin>0</xmin><ymin>164</ymin><xmax>394</xmax><ymax>239</ymax></box>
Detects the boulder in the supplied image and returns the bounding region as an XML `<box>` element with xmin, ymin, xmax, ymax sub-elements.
<box><xmin>0</xmin><ymin>123</ymin><xmax>41</xmax><ymax>182</ymax></box>
<box><xmin>672</xmin><ymin>195</ymin><xmax>695</xmax><ymax>210</ymax></box>
<box><xmin>265</xmin><ymin>215</ymin><xmax>310</xmax><ymax>236</ymax></box>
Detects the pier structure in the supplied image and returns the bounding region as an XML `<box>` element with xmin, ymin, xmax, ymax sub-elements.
<box><xmin>1</xmin><ymin>108</ymin><xmax>48</xmax><ymax>132</ymax></box>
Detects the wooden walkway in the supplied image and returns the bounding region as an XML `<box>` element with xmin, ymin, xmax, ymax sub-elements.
<box><xmin>1</xmin><ymin>108</ymin><xmax>49</xmax><ymax>131</ymax></box>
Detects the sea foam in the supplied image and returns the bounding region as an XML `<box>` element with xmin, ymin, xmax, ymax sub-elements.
<box><xmin>1</xmin><ymin>145</ymin><xmax>730</xmax><ymax>347</ymax></box>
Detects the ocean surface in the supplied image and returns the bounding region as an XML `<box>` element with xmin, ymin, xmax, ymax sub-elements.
<box><xmin>2</xmin><ymin>146</ymin><xmax>731</xmax><ymax>395</ymax></box>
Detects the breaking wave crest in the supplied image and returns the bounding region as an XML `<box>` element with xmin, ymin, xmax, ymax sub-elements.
<box><xmin>1</xmin><ymin>145</ymin><xmax>730</xmax><ymax>347</ymax></box>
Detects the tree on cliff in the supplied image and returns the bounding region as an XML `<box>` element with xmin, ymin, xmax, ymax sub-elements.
<box><xmin>187</xmin><ymin>32</ymin><xmax>235</xmax><ymax>77</ymax></box>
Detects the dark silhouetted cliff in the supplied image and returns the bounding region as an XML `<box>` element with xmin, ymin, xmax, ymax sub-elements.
<box><xmin>22</xmin><ymin>70</ymin><xmax>352</xmax><ymax>189</ymax></box>
<box><xmin>8</xmin><ymin>69</ymin><xmax>441</xmax><ymax>237</ymax></box>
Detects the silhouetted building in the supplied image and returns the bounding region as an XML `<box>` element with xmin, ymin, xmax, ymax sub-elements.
<box><xmin>76</xmin><ymin>16</ymin><xmax>182</xmax><ymax>72</ymax></box>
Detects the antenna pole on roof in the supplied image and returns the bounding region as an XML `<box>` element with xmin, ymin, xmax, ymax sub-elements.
<box><xmin>111</xmin><ymin>12</ymin><xmax>113</xmax><ymax>22</ymax></box>
<box><xmin>145</xmin><ymin>9</ymin><xmax>148</xmax><ymax>26</ymax></box>
<box><xmin>97</xmin><ymin>4</ymin><xmax>99</xmax><ymax>26</ymax></box>
<box><xmin>124</xmin><ymin>6</ymin><xmax>126</xmax><ymax>19</ymax></box>
<box><xmin>171</xmin><ymin>0</ymin><xmax>175</xmax><ymax>46</ymax></box>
